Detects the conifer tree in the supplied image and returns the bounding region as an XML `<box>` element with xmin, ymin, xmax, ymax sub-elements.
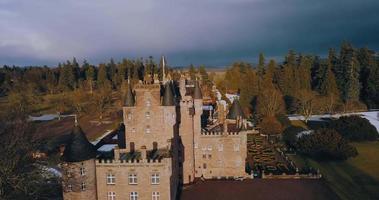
<box><xmin>339</xmin><ymin>42</ymin><xmax>360</xmax><ymax>102</ymax></box>
<box><xmin>257</xmin><ymin>53</ymin><xmax>265</xmax><ymax>92</ymax></box>
<box><xmin>85</xmin><ymin>65</ymin><xmax>96</xmax><ymax>94</ymax></box>
<box><xmin>97</xmin><ymin>63</ymin><xmax>109</xmax><ymax>87</ymax></box>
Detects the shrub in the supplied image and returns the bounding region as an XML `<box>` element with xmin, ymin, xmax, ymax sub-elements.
<box><xmin>296</xmin><ymin>128</ymin><xmax>358</xmax><ymax>160</ymax></box>
<box><xmin>329</xmin><ymin>115</ymin><xmax>378</xmax><ymax>141</ymax></box>
<box><xmin>282</xmin><ymin>126</ymin><xmax>306</xmax><ymax>148</ymax></box>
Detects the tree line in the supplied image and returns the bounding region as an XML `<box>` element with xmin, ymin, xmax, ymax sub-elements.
<box><xmin>0</xmin><ymin>56</ymin><xmax>175</xmax><ymax>96</ymax></box>
<box><xmin>218</xmin><ymin>42</ymin><xmax>379</xmax><ymax>122</ymax></box>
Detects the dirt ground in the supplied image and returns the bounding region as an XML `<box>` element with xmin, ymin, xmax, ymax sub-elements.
<box><xmin>180</xmin><ymin>179</ymin><xmax>339</xmax><ymax>200</ymax></box>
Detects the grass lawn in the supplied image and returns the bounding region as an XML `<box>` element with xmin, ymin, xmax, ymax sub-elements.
<box><xmin>293</xmin><ymin>141</ymin><xmax>379</xmax><ymax>200</ymax></box>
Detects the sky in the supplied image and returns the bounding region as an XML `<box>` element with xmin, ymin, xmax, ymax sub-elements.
<box><xmin>0</xmin><ymin>0</ymin><xmax>379</xmax><ymax>67</ymax></box>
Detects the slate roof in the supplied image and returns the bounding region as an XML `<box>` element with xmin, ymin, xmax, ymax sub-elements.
<box><xmin>194</xmin><ymin>81</ymin><xmax>203</xmax><ymax>99</ymax></box>
<box><xmin>125</xmin><ymin>83</ymin><xmax>135</xmax><ymax>107</ymax></box>
<box><xmin>62</xmin><ymin>125</ymin><xmax>97</xmax><ymax>162</ymax></box>
<box><xmin>227</xmin><ymin>99</ymin><xmax>245</xmax><ymax>119</ymax></box>
<box><xmin>162</xmin><ymin>82</ymin><xmax>175</xmax><ymax>106</ymax></box>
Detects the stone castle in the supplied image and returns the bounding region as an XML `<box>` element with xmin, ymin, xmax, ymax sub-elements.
<box><xmin>60</xmin><ymin>57</ymin><xmax>251</xmax><ymax>200</ymax></box>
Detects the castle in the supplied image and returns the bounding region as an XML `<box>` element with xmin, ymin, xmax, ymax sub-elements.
<box><xmin>60</xmin><ymin>57</ymin><xmax>251</xmax><ymax>200</ymax></box>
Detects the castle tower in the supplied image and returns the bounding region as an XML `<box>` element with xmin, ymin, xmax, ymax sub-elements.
<box><xmin>193</xmin><ymin>81</ymin><xmax>204</xmax><ymax>140</ymax></box>
<box><xmin>61</xmin><ymin>123</ymin><xmax>97</xmax><ymax>200</ymax></box>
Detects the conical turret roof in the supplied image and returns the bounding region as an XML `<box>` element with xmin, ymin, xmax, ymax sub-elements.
<box><xmin>162</xmin><ymin>82</ymin><xmax>175</xmax><ymax>106</ymax></box>
<box><xmin>62</xmin><ymin>125</ymin><xmax>97</xmax><ymax>162</ymax></box>
<box><xmin>227</xmin><ymin>99</ymin><xmax>244</xmax><ymax>119</ymax></box>
<box><xmin>194</xmin><ymin>81</ymin><xmax>202</xmax><ymax>99</ymax></box>
<box><xmin>125</xmin><ymin>83</ymin><xmax>135</xmax><ymax>107</ymax></box>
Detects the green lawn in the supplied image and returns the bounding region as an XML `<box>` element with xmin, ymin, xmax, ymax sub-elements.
<box><xmin>293</xmin><ymin>141</ymin><xmax>379</xmax><ymax>200</ymax></box>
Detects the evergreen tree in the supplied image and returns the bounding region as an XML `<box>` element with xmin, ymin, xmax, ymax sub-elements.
<box><xmin>85</xmin><ymin>65</ymin><xmax>96</xmax><ymax>94</ymax></box>
<box><xmin>257</xmin><ymin>53</ymin><xmax>265</xmax><ymax>92</ymax></box>
<box><xmin>97</xmin><ymin>63</ymin><xmax>109</xmax><ymax>87</ymax></box>
<box><xmin>298</xmin><ymin>56</ymin><xmax>312</xmax><ymax>91</ymax></box>
<box><xmin>357</xmin><ymin>47</ymin><xmax>378</xmax><ymax>108</ymax></box>
<box><xmin>58</xmin><ymin>62</ymin><xmax>75</xmax><ymax>91</ymax></box>
<box><xmin>188</xmin><ymin>64</ymin><xmax>197</xmax><ymax>80</ymax></box>
<box><xmin>339</xmin><ymin>42</ymin><xmax>360</xmax><ymax>102</ymax></box>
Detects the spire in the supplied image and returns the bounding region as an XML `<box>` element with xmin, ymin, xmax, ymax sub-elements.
<box><xmin>193</xmin><ymin>81</ymin><xmax>203</xmax><ymax>99</ymax></box>
<box><xmin>160</xmin><ymin>56</ymin><xmax>167</xmax><ymax>83</ymax></box>
<box><xmin>227</xmin><ymin>99</ymin><xmax>244</xmax><ymax>119</ymax></box>
<box><xmin>162</xmin><ymin>82</ymin><xmax>175</xmax><ymax>106</ymax></box>
<box><xmin>62</xmin><ymin>124</ymin><xmax>97</xmax><ymax>162</ymax></box>
<box><xmin>125</xmin><ymin>82</ymin><xmax>135</xmax><ymax>107</ymax></box>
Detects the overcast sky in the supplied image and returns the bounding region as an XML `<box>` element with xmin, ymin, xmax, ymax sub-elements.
<box><xmin>1</xmin><ymin>0</ymin><xmax>378</xmax><ymax>67</ymax></box>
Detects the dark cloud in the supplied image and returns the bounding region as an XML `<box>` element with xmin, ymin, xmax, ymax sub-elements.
<box><xmin>0</xmin><ymin>0</ymin><xmax>378</xmax><ymax>67</ymax></box>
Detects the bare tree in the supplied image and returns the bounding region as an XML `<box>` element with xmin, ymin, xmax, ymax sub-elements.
<box><xmin>256</xmin><ymin>86</ymin><xmax>285</xmax><ymax>117</ymax></box>
<box><xmin>297</xmin><ymin>89</ymin><xmax>317</xmax><ymax>123</ymax></box>
<box><xmin>92</xmin><ymin>85</ymin><xmax>112</xmax><ymax>123</ymax></box>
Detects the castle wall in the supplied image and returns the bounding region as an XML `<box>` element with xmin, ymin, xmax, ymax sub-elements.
<box><xmin>179</xmin><ymin>98</ymin><xmax>195</xmax><ymax>184</ymax></box>
<box><xmin>95</xmin><ymin>158</ymin><xmax>175</xmax><ymax>200</ymax></box>
<box><xmin>62</xmin><ymin>159</ymin><xmax>97</xmax><ymax>200</ymax></box>
<box><xmin>194</xmin><ymin>131</ymin><xmax>248</xmax><ymax>179</ymax></box>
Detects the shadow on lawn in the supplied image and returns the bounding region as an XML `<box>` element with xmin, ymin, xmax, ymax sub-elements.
<box><xmin>312</xmin><ymin>159</ymin><xmax>379</xmax><ymax>200</ymax></box>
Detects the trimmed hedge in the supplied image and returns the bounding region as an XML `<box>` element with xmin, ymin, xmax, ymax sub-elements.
<box><xmin>328</xmin><ymin>115</ymin><xmax>378</xmax><ymax>141</ymax></box>
<box><xmin>296</xmin><ymin>128</ymin><xmax>358</xmax><ymax>160</ymax></box>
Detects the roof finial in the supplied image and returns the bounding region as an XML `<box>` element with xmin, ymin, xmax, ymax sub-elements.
<box><xmin>74</xmin><ymin>114</ymin><xmax>78</xmax><ymax>126</ymax></box>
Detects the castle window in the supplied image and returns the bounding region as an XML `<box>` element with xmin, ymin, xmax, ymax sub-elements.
<box><xmin>107</xmin><ymin>192</ymin><xmax>116</xmax><ymax>200</ymax></box>
<box><xmin>207</xmin><ymin>145</ymin><xmax>212</xmax><ymax>151</ymax></box>
<box><xmin>145</xmin><ymin>112</ymin><xmax>151</xmax><ymax>119</ymax></box>
<box><xmin>128</xmin><ymin>173</ymin><xmax>138</xmax><ymax>185</ymax></box>
<box><xmin>132</xmin><ymin>128</ymin><xmax>136</xmax><ymax>133</ymax></box>
<box><xmin>81</xmin><ymin>182</ymin><xmax>86</xmax><ymax>191</ymax></box>
<box><xmin>203</xmin><ymin>163</ymin><xmax>207</xmax><ymax>169</ymax></box>
<box><xmin>145</xmin><ymin>126</ymin><xmax>151</xmax><ymax>134</ymax></box>
<box><xmin>234</xmin><ymin>144</ymin><xmax>240</xmax><ymax>152</ymax></box>
<box><xmin>67</xmin><ymin>184</ymin><xmax>72</xmax><ymax>192</ymax></box>
<box><xmin>218</xmin><ymin>144</ymin><xmax>223</xmax><ymax>152</ymax></box>
<box><xmin>80</xmin><ymin>167</ymin><xmax>86</xmax><ymax>176</ymax></box>
<box><xmin>202</xmin><ymin>154</ymin><xmax>206</xmax><ymax>159</ymax></box>
<box><xmin>151</xmin><ymin>173</ymin><xmax>160</xmax><ymax>185</ymax></box>
<box><xmin>107</xmin><ymin>172</ymin><xmax>116</xmax><ymax>185</ymax></box>
<box><xmin>127</xmin><ymin>113</ymin><xmax>132</xmax><ymax>120</ymax></box>
<box><xmin>146</xmin><ymin>99</ymin><xmax>151</xmax><ymax>107</ymax></box>
<box><xmin>208</xmin><ymin>154</ymin><xmax>212</xmax><ymax>159</ymax></box>
<box><xmin>130</xmin><ymin>191</ymin><xmax>138</xmax><ymax>200</ymax></box>
<box><xmin>152</xmin><ymin>191</ymin><xmax>160</xmax><ymax>200</ymax></box>
<box><xmin>194</xmin><ymin>143</ymin><xmax>198</xmax><ymax>149</ymax></box>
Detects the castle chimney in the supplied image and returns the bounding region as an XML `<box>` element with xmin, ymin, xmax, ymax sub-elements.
<box><xmin>141</xmin><ymin>146</ymin><xmax>147</xmax><ymax>161</ymax></box>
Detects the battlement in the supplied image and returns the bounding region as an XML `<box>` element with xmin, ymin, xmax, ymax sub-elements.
<box><xmin>134</xmin><ymin>84</ymin><xmax>160</xmax><ymax>90</ymax></box>
<box><xmin>200</xmin><ymin>130</ymin><xmax>241</xmax><ymax>136</ymax></box>
<box><xmin>96</xmin><ymin>157</ymin><xmax>171</xmax><ymax>166</ymax></box>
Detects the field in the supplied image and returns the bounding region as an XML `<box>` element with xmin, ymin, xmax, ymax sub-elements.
<box><xmin>180</xmin><ymin>179</ymin><xmax>338</xmax><ymax>200</ymax></box>
<box><xmin>293</xmin><ymin>141</ymin><xmax>379</xmax><ymax>200</ymax></box>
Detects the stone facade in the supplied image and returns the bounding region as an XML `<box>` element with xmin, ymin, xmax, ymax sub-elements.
<box><xmin>61</xmin><ymin>74</ymin><xmax>249</xmax><ymax>200</ymax></box>
<box><xmin>62</xmin><ymin>159</ymin><xmax>97</xmax><ymax>200</ymax></box>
